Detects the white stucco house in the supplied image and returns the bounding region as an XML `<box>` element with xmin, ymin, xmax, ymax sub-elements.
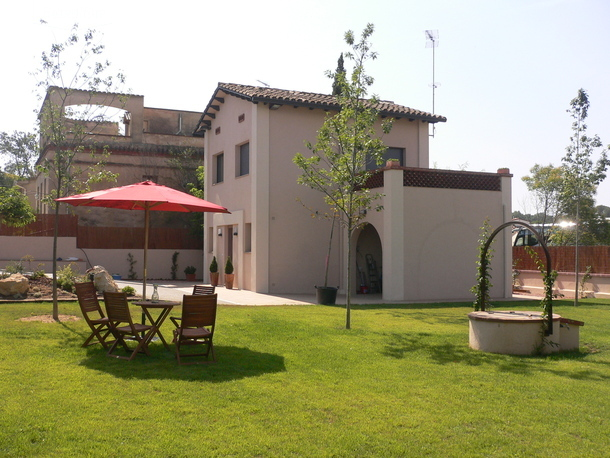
<box><xmin>196</xmin><ymin>83</ymin><xmax>512</xmax><ymax>302</ymax></box>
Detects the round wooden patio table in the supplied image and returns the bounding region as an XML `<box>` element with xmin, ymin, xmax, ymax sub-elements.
<box><xmin>133</xmin><ymin>300</ymin><xmax>180</xmax><ymax>351</ymax></box>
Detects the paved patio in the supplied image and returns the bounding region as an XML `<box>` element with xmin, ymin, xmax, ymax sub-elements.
<box><xmin>115</xmin><ymin>280</ymin><xmax>392</xmax><ymax>306</ymax></box>
<box><xmin>115</xmin><ymin>280</ymin><xmax>531</xmax><ymax>306</ymax></box>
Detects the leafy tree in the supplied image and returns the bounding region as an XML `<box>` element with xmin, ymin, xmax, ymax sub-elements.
<box><xmin>597</xmin><ymin>205</ymin><xmax>610</xmax><ymax>218</ymax></box>
<box><xmin>166</xmin><ymin>148</ymin><xmax>203</xmax><ymax>192</ymax></box>
<box><xmin>186</xmin><ymin>165</ymin><xmax>205</xmax><ymax>199</ymax></box>
<box><xmin>186</xmin><ymin>165</ymin><xmax>205</xmax><ymax>236</ymax></box>
<box><xmin>561</xmin><ymin>88</ymin><xmax>609</xmax><ymax>304</ymax></box>
<box><xmin>165</xmin><ymin>148</ymin><xmax>204</xmax><ymax>235</ymax></box>
<box><xmin>33</xmin><ymin>23</ymin><xmax>125</xmax><ymax>320</ymax></box>
<box><xmin>0</xmin><ymin>131</ymin><xmax>38</xmax><ymax>178</ymax></box>
<box><xmin>521</xmin><ymin>164</ymin><xmax>562</xmax><ymax>232</ymax></box>
<box><xmin>0</xmin><ymin>171</ymin><xmax>16</xmax><ymax>187</ymax></box>
<box><xmin>0</xmin><ymin>185</ymin><xmax>36</xmax><ymax>227</ymax></box>
<box><xmin>294</xmin><ymin>24</ymin><xmax>392</xmax><ymax>329</ymax></box>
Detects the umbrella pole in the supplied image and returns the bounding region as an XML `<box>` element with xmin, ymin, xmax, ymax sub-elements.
<box><xmin>142</xmin><ymin>208</ymin><xmax>150</xmax><ymax>329</ymax></box>
<box><xmin>143</xmin><ymin>207</ymin><xmax>150</xmax><ymax>300</ymax></box>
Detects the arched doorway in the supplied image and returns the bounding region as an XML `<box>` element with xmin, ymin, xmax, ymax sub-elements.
<box><xmin>355</xmin><ymin>224</ymin><xmax>383</xmax><ymax>294</ymax></box>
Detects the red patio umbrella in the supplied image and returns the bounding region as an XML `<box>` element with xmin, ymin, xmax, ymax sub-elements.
<box><xmin>56</xmin><ymin>181</ymin><xmax>229</xmax><ymax>299</ymax></box>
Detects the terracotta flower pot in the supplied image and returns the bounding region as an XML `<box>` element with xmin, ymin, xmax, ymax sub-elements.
<box><xmin>225</xmin><ymin>273</ymin><xmax>235</xmax><ymax>289</ymax></box>
<box><xmin>186</xmin><ymin>273</ymin><xmax>196</xmax><ymax>281</ymax></box>
<box><xmin>210</xmin><ymin>272</ymin><xmax>219</xmax><ymax>286</ymax></box>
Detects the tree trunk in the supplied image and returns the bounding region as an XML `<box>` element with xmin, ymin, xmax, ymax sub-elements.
<box><xmin>345</xmin><ymin>225</ymin><xmax>353</xmax><ymax>330</ymax></box>
<box><xmin>52</xmin><ymin>204</ymin><xmax>59</xmax><ymax>321</ymax></box>
<box><xmin>574</xmin><ymin>200</ymin><xmax>580</xmax><ymax>306</ymax></box>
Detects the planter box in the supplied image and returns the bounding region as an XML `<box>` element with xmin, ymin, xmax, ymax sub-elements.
<box><xmin>316</xmin><ymin>286</ymin><xmax>338</xmax><ymax>305</ymax></box>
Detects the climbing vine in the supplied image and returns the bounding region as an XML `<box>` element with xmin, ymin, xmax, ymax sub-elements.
<box><xmin>472</xmin><ymin>218</ymin><xmax>494</xmax><ymax>311</ymax></box>
<box><xmin>524</xmin><ymin>246</ymin><xmax>558</xmax><ymax>333</ymax></box>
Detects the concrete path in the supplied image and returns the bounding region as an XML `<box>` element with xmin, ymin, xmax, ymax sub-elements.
<box><xmin>115</xmin><ymin>280</ymin><xmax>394</xmax><ymax>306</ymax></box>
<box><xmin>115</xmin><ymin>280</ymin><xmax>531</xmax><ymax>306</ymax></box>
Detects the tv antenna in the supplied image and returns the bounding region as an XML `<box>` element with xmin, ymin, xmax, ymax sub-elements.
<box><xmin>256</xmin><ymin>80</ymin><xmax>270</xmax><ymax>87</ymax></box>
<box><xmin>425</xmin><ymin>30</ymin><xmax>439</xmax><ymax>137</ymax></box>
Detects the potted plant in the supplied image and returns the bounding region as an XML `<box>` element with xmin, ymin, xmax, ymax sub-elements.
<box><xmin>224</xmin><ymin>256</ymin><xmax>235</xmax><ymax>289</ymax></box>
<box><xmin>184</xmin><ymin>265</ymin><xmax>197</xmax><ymax>281</ymax></box>
<box><xmin>209</xmin><ymin>256</ymin><xmax>219</xmax><ymax>286</ymax></box>
<box><xmin>316</xmin><ymin>216</ymin><xmax>339</xmax><ymax>305</ymax></box>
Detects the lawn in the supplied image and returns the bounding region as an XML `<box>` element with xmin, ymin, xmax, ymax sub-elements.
<box><xmin>1</xmin><ymin>298</ymin><xmax>609</xmax><ymax>457</ymax></box>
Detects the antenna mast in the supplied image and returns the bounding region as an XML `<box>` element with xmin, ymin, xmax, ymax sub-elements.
<box><xmin>425</xmin><ymin>30</ymin><xmax>439</xmax><ymax>137</ymax></box>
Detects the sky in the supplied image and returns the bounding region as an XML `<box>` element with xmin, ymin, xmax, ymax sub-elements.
<box><xmin>1</xmin><ymin>0</ymin><xmax>609</xmax><ymax>214</ymax></box>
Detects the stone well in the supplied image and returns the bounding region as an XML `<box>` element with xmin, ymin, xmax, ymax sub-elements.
<box><xmin>468</xmin><ymin>311</ymin><xmax>583</xmax><ymax>355</ymax></box>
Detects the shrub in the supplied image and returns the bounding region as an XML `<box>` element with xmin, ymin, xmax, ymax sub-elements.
<box><xmin>30</xmin><ymin>264</ymin><xmax>47</xmax><ymax>280</ymax></box>
<box><xmin>225</xmin><ymin>257</ymin><xmax>234</xmax><ymax>275</ymax></box>
<box><xmin>184</xmin><ymin>266</ymin><xmax>196</xmax><ymax>275</ymax></box>
<box><xmin>21</xmin><ymin>255</ymin><xmax>35</xmax><ymax>272</ymax></box>
<box><xmin>5</xmin><ymin>261</ymin><xmax>24</xmax><ymax>275</ymax></box>
<box><xmin>127</xmin><ymin>253</ymin><xmax>137</xmax><ymax>280</ymax></box>
<box><xmin>121</xmin><ymin>286</ymin><xmax>136</xmax><ymax>297</ymax></box>
<box><xmin>171</xmin><ymin>251</ymin><xmax>179</xmax><ymax>280</ymax></box>
<box><xmin>56</xmin><ymin>263</ymin><xmax>80</xmax><ymax>293</ymax></box>
<box><xmin>210</xmin><ymin>256</ymin><xmax>218</xmax><ymax>273</ymax></box>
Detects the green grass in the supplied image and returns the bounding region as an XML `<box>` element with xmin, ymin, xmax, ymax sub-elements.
<box><xmin>1</xmin><ymin>299</ymin><xmax>609</xmax><ymax>457</ymax></box>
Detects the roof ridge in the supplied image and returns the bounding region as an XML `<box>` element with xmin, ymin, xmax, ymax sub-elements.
<box><xmin>194</xmin><ymin>82</ymin><xmax>446</xmax><ymax>135</ymax></box>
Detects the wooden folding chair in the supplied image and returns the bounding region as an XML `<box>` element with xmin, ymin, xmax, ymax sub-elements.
<box><xmin>171</xmin><ymin>294</ymin><xmax>217</xmax><ymax>365</ymax></box>
<box><xmin>192</xmin><ymin>285</ymin><xmax>215</xmax><ymax>295</ymax></box>
<box><xmin>171</xmin><ymin>286</ymin><xmax>216</xmax><ymax>328</ymax></box>
<box><xmin>75</xmin><ymin>282</ymin><xmax>113</xmax><ymax>349</ymax></box>
<box><xmin>103</xmin><ymin>292</ymin><xmax>155</xmax><ymax>361</ymax></box>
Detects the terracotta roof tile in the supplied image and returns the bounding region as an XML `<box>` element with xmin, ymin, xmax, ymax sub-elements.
<box><xmin>194</xmin><ymin>83</ymin><xmax>446</xmax><ymax>135</ymax></box>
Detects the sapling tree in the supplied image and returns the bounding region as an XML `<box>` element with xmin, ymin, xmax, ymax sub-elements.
<box><xmin>293</xmin><ymin>23</ymin><xmax>392</xmax><ymax>329</ymax></box>
<box><xmin>561</xmin><ymin>89</ymin><xmax>608</xmax><ymax>305</ymax></box>
<box><xmin>33</xmin><ymin>23</ymin><xmax>126</xmax><ymax>320</ymax></box>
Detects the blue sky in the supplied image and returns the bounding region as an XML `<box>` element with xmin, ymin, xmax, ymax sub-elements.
<box><xmin>1</xmin><ymin>0</ymin><xmax>608</xmax><ymax>213</ymax></box>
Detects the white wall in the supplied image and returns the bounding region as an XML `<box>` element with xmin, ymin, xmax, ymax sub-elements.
<box><xmin>0</xmin><ymin>235</ymin><xmax>202</xmax><ymax>280</ymax></box>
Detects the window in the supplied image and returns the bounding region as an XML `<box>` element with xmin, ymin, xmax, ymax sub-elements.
<box><xmin>366</xmin><ymin>147</ymin><xmax>404</xmax><ymax>170</ymax></box>
<box><xmin>245</xmin><ymin>223</ymin><xmax>252</xmax><ymax>252</ymax></box>
<box><xmin>238</xmin><ymin>142</ymin><xmax>249</xmax><ymax>176</ymax></box>
<box><xmin>214</xmin><ymin>153</ymin><xmax>224</xmax><ymax>184</ymax></box>
<box><xmin>207</xmin><ymin>226</ymin><xmax>214</xmax><ymax>253</ymax></box>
